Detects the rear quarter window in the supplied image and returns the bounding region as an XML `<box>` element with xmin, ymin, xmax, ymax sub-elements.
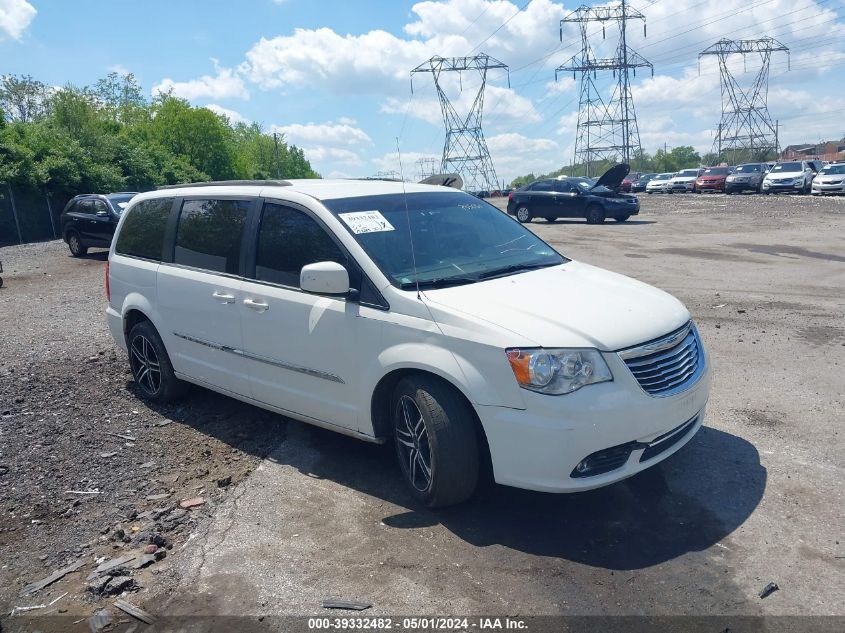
<box><xmin>114</xmin><ymin>198</ymin><xmax>173</xmax><ymax>261</ymax></box>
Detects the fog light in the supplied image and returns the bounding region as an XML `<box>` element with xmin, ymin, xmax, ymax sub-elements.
<box><xmin>574</xmin><ymin>460</ymin><xmax>589</xmax><ymax>474</ymax></box>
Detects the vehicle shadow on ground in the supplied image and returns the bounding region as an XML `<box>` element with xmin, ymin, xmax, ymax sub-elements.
<box><xmin>535</xmin><ymin>219</ymin><xmax>656</xmax><ymax>226</ymax></box>
<box><xmin>288</xmin><ymin>421</ymin><xmax>765</xmax><ymax>571</ymax></box>
<box><xmin>71</xmin><ymin>250</ymin><xmax>109</xmax><ymax>261</ymax></box>
<box><xmin>134</xmin><ymin>383</ymin><xmax>765</xmax><ymax>572</ymax></box>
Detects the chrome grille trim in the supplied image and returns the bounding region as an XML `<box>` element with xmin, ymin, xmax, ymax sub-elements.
<box><xmin>618</xmin><ymin>322</ymin><xmax>704</xmax><ymax>397</ymax></box>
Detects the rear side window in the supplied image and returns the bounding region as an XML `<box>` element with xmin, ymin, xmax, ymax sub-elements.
<box><xmin>115</xmin><ymin>198</ymin><xmax>173</xmax><ymax>261</ymax></box>
<box><xmin>530</xmin><ymin>181</ymin><xmax>553</xmax><ymax>192</ymax></box>
<box><xmin>174</xmin><ymin>199</ymin><xmax>250</xmax><ymax>274</ymax></box>
<box><xmin>255</xmin><ymin>203</ymin><xmax>346</xmax><ymax>287</ymax></box>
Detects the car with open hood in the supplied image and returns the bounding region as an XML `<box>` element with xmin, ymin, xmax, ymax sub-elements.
<box><xmin>106</xmin><ymin>178</ymin><xmax>710</xmax><ymax>507</ymax></box>
<box><xmin>667</xmin><ymin>168</ymin><xmax>704</xmax><ymax>193</ymax></box>
<box><xmin>506</xmin><ymin>164</ymin><xmax>640</xmax><ymax>224</ymax></box>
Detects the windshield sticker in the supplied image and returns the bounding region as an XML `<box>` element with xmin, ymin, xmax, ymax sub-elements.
<box><xmin>339</xmin><ymin>210</ymin><xmax>395</xmax><ymax>234</ymax></box>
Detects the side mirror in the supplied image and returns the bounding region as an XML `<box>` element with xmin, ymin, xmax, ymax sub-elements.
<box><xmin>96</xmin><ymin>209</ymin><xmax>109</xmax><ymax>217</ymax></box>
<box><xmin>300</xmin><ymin>261</ymin><xmax>350</xmax><ymax>297</ymax></box>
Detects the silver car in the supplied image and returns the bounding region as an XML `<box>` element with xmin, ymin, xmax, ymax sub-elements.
<box><xmin>811</xmin><ymin>162</ymin><xmax>845</xmax><ymax>195</ymax></box>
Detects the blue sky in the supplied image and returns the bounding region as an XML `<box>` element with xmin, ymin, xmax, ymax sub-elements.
<box><xmin>3</xmin><ymin>0</ymin><xmax>845</xmax><ymax>182</ymax></box>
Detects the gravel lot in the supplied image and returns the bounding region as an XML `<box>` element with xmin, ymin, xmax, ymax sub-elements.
<box><xmin>1</xmin><ymin>191</ymin><xmax>843</xmax><ymax>629</ymax></box>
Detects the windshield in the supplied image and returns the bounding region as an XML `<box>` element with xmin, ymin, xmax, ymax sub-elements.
<box><xmin>107</xmin><ymin>194</ymin><xmax>136</xmax><ymax>214</ymax></box>
<box><xmin>704</xmin><ymin>167</ymin><xmax>728</xmax><ymax>175</ymax></box>
<box><xmin>735</xmin><ymin>164</ymin><xmax>761</xmax><ymax>173</ymax></box>
<box><xmin>322</xmin><ymin>191</ymin><xmax>565</xmax><ymax>289</ymax></box>
<box><xmin>569</xmin><ymin>178</ymin><xmax>594</xmax><ymax>191</ymax></box>
<box><xmin>820</xmin><ymin>164</ymin><xmax>845</xmax><ymax>175</ymax></box>
<box><xmin>678</xmin><ymin>170</ymin><xmax>699</xmax><ymax>177</ymax></box>
<box><xmin>772</xmin><ymin>162</ymin><xmax>802</xmax><ymax>172</ymax></box>
<box><xmin>654</xmin><ymin>173</ymin><xmax>673</xmax><ymax>180</ymax></box>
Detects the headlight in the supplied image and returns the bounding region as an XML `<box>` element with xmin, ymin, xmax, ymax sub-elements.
<box><xmin>506</xmin><ymin>348</ymin><xmax>613</xmax><ymax>395</ymax></box>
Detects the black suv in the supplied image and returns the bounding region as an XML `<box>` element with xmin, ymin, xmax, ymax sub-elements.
<box><xmin>506</xmin><ymin>164</ymin><xmax>639</xmax><ymax>224</ymax></box>
<box><xmin>60</xmin><ymin>193</ymin><xmax>137</xmax><ymax>256</ymax></box>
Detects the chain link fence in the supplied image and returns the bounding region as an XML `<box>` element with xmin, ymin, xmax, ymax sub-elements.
<box><xmin>0</xmin><ymin>186</ymin><xmax>73</xmax><ymax>247</ymax></box>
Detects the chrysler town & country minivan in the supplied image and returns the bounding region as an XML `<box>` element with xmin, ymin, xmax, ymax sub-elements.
<box><xmin>107</xmin><ymin>179</ymin><xmax>711</xmax><ymax>506</ymax></box>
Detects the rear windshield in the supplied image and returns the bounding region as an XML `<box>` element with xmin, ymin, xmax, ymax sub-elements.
<box><xmin>322</xmin><ymin>191</ymin><xmax>565</xmax><ymax>289</ymax></box>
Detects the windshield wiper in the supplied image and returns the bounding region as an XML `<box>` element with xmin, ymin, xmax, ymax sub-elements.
<box><xmin>478</xmin><ymin>261</ymin><xmax>559</xmax><ymax>280</ymax></box>
<box><xmin>399</xmin><ymin>276</ymin><xmax>478</xmax><ymax>290</ymax></box>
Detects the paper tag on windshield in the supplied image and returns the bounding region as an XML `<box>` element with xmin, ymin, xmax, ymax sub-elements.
<box><xmin>339</xmin><ymin>210</ymin><xmax>394</xmax><ymax>234</ymax></box>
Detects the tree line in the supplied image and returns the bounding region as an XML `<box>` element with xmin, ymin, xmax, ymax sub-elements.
<box><xmin>0</xmin><ymin>72</ymin><xmax>319</xmax><ymax>200</ymax></box>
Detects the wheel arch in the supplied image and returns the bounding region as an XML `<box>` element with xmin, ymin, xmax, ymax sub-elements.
<box><xmin>370</xmin><ymin>367</ymin><xmax>493</xmax><ymax>477</ymax></box>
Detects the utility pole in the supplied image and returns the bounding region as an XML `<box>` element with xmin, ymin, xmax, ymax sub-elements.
<box><xmin>273</xmin><ymin>132</ymin><xmax>282</xmax><ymax>179</ymax></box>
<box><xmin>700</xmin><ymin>37</ymin><xmax>789</xmax><ymax>163</ymax></box>
<box><xmin>556</xmin><ymin>1</ymin><xmax>652</xmax><ymax>177</ymax></box>
<box><xmin>411</xmin><ymin>54</ymin><xmax>509</xmax><ymax>192</ymax></box>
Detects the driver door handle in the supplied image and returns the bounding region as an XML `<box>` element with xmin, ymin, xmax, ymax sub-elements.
<box><xmin>244</xmin><ymin>298</ymin><xmax>269</xmax><ymax>312</ymax></box>
<box><xmin>212</xmin><ymin>291</ymin><xmax>235</xmax><ymax>304</ymax></box>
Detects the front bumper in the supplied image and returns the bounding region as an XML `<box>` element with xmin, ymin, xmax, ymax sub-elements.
<box><xmin>696</xmin><ymin>181</ymin><xmax>724</xmax><ymax>191</ymax></box>
<box><xmin>811</xmin><ymin>181</ymin><xmax>845</xmax><ymax>194</ymax></box>
<box><xmin>669</xmin><ymin>182</ymin><xmax>695</xmax><ymax>192</ymax></box>
<box><xmin>725</xmin><ymin>180</ymin><xmax>758</xmax><ymax>192</ymax></box>
<box><xmin>476</xmin><ymin>348</ymin><xmax>711</xmax><ymax>493</ymax></box>
<box><xmin>762</xmin><ymin>180</ymin><xmax>803</xmax><ymax>192</ymax></box>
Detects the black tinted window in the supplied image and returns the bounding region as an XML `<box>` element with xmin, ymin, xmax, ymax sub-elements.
<box><xmin>115</xmin><ymin>198</ymin><xmax>173</xmax><ymax>261</ymax></box>
<box><xmin>554</xmin><ymin>180</ymin><xmax>574</xmax><ymax>193</ymax></box>
<box><xmin>76</xmin><ymin>200</ymin><xmax>93</xmax><ymax>214</ymax></box>
<box><xmin>174</xmin><ymin>199</ymin><xmax>249</xmax><ymax>274</ymax></box>
<box><xmin>531</xmin><ymin>181</ymin><xmax>553</xmax><ymax>191</ymax></box>
<box><xmin>92</xmin><ymin>200</ymin><xmax>109</xmax><ymax>215</ymax></box>
<box><xmin>255</xmin><ymin>203</ymin><xmax>346</xmax><ymax>287</ymax></box>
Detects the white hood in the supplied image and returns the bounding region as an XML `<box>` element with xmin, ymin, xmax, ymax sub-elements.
<box><xmin>422</xmin><ymin>261</ymin><xmax>690</xmax><ymax>350</ymax></box>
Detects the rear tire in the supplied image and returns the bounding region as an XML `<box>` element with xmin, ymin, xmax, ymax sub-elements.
<box><xmin>67</xmin><ymin>231</ymin><xmax>87</xmax><ymax>257</ymax></box>
<box><xmin>515</xmin><ymin>206</ymin><xmax>532</xmax><ymax>223</ymax></box>
<box><xmin>585</xmin><ymin>205</ymin><xmax>606</xmax><ymax>225</ymax></box>
<box><xmin>392</xmin><ymin>375</ymin><xmax>479</xmax><ymax>508</ymax></box>
<box><xmin>127</xmin><ymin>321</ymin><xmax>188</xmax><ymax>403</ymax></box>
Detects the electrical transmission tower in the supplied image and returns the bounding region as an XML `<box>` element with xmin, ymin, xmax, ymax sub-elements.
<box><xmin>556</xmin><ymin>0</ymin><xmax>652</xmax><ymax>177</ymax></box>
<box><xmin>416</xmin><ymin>157</ymin><xmax>440</xmax><ymax>182</ymax></box>
<box><xmin>411</xmin><ymin>54</ymin><xmax>508</xmax><ymax>192</ymax></box>
<box><xmin>699</xmin><ymin>37</ymin><xmax>789</xmax><ymax>163</ymax></box>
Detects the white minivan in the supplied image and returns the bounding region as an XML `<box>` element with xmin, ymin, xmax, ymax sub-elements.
<box><xmin>107</xmin><ymin>179</ymin><xmax>711</xmax><ymax>507</ymax></box>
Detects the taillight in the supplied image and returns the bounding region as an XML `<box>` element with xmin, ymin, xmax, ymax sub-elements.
<box><xmin>508</xmin><ymin>192</ymin><xmax>514</xmax><ymax>201</ymax></box>
<box><xmin>105</xmin><ymin>260</ymin><xmax>111</xmax><ymax>302</ymax></box>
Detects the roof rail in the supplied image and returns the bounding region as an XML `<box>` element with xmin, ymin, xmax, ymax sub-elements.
<box><xmin>156</xmin><ymin>179</ymin><xmax>292</xmax><ymax>190</ymax></box>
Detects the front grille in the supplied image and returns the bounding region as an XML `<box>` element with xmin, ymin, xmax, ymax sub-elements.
<box><xmin>620</xmin><ymin>323</ymin><xmax>703</xmax><ymax>397</ymax></box>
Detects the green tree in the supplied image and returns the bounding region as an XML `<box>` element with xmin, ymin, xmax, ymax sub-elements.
<box><xmin>0</xmin><ymin>74</ymin><xmax>51</xmax><ymax>123</ymax></box>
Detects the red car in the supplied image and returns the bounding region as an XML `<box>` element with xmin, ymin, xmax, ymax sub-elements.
<box><xmin>695</xmin><ymin>166</ymin><xmax>730</xmax><ymax>193</ymax></box>
<box><xmin>620</xmin><ymin>172</ymin><xmax>643</xmax><ymax>192</ymax></box>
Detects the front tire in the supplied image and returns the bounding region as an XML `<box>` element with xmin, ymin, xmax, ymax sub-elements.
<box><xmin>67</xmin><ymin>231</ymin><xmax>87</xmax><ymax>257</ymax></box>
<box><xmin>614</xmin><ymin>215</ymin><xmax>631</xmax><ymax>222</ymax></box>
<box><xmin>392</xmin><ymin>375</ymin><xmax>479</xmax><ymax>508</ymax></box>
<box><xmin>515</xmin><ymin>206</ymin><xmax>532</xmax><ymax>223</ymax></box>
<box><xmin>585</xmin><ymin>205</ymin><xmax>606</xmax><ymax>224</ymax></box>
<box><xmin>127</xmin><ymin>321</ymin><xmax>188</xmax><ymax>403</ymax></box>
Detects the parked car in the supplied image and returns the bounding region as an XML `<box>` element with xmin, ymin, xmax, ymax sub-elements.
<box><xmin>761</xmin><ymin>161</ymin><xmax>818</xmax><ymax>194</ymax></box>
<box><xmin>60</xmin><ymin>193</ymin><xmax>138</xmax><ymax>256</ymax></box>
<box><xmin>645</xmin><ymin>172</ymin><xmax>675</xmax><ymax>194</ymax></box>
<box><xmin>107</xmin><ymin>179</ymin><xmax>710</xmax><ymax>507</ymax></box>
<box><xmin>725</xmin><ymin>163</ymin><xmax>767</xmax><ymax>193</ymax></box>
<box><xmin>620</xmin><ymin>171</ymin><xmax>643</xmax><ymax>192</ymax></box>
<box><xmin>506</xmin><ymin>164</ymin><xmax>640</xmax><ymax>224</ymax></box>
<box><xmin>667</xmin><ymin>169</ymin><xmax>704</xmax><ymax>193</ymax></box>
<box><xmin>810</xmin><ymin>162</ymin><xmax>845</xmax><ymax>195</ymax></box>
<box><xmin>630</xmin><ymin>173</ymin><xmax>657</xmax><ymax>193</ymax></box>
<box><xmin>694</xmin><ymin>166</ymin><xmax>730</xmax><ymax>193</ymax></box>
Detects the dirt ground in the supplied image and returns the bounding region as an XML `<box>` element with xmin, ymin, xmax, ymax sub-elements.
<box><xmin>1</xmin><ymin>191</ymin><xmax>843</xmax><ymax>630</ymax></box>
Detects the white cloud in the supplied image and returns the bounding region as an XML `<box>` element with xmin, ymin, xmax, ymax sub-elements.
<box><xmin>273</xmin><ymin>121</ymin><xmax>372</xmax><ymax>146</ymax></box>
<box><xmin>205</xmin><ymin>104</ymin><xmax>249</xmax><ymax>125</ymax></box>
<box><xmin>152</xmin><ymin>59</ymin><xmax>249</xmax><ymax>101</ymax></box>
<box><xmin>0</xmin><ymin>0</ymin><xmax>36</xmax><ymax>40</ymax></box>
<box><xmin>299</xmin><ymin>146</ymin><xmax>364</xmax><ymax>167</ymax></box>
<box><xmin>486</xmin><ymin>133</ymin><xmax>560</xmax><ymax>182</ymax></box>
